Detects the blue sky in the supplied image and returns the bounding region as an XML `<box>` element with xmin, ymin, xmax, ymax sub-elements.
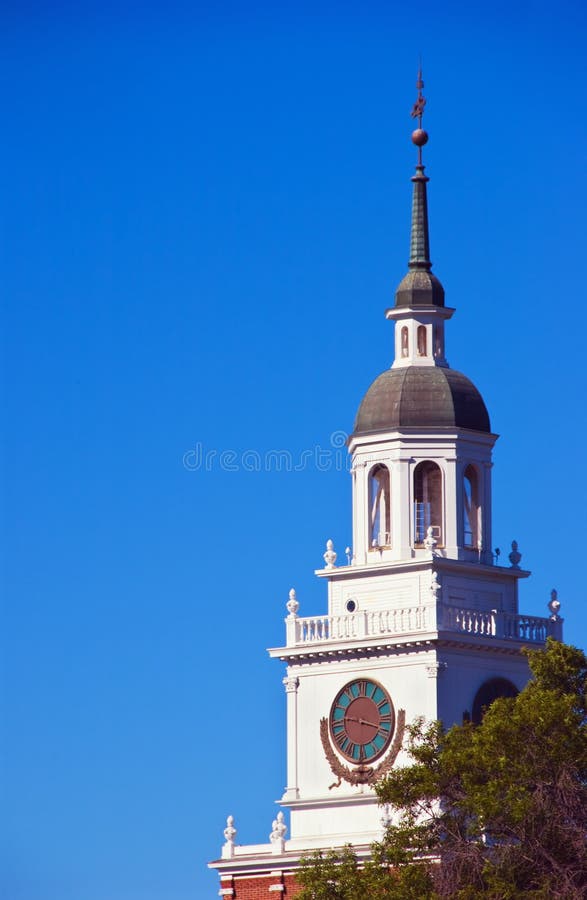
<box><xmin>2</xmin><ymin>2</ymin><xmax>586</xmax><ymax>898</ymax></box>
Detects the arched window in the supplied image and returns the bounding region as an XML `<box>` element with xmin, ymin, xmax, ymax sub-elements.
<box><xmin>463</xmin><ymin>465</ymin><xmax>480</xmax><ymax>548</ymax></box>
<box><xmin>401</xmin><ymin>326</ymin><xmax>409</xmax><ymax>358</ymax></box>
<box><xmin>417</xmin><ymin>325</ymin><xmax>427</xmax><ymax>356</ymax></box>
<box><xmin>472</xmin><ymin>678</ymin><xmax>518</xmax><ymax>725</ymax></box>
<box><xmin>413</xmin><ymin>461</ymin><xmax>442</xmax><ymax>545</ymax></box>
<box><xmin>369</xmin><ymin>465</ymin><xmax>391</xmax><ymax>547</ymax></box>
<box><xmin>434</xmin><ymin>324</ymin><xmax>442</xmax><ymax>358</ymax></box>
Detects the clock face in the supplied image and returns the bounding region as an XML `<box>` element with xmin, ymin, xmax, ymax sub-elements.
<box><xmin>329</xmin><ymin>679</ymin><xmax>395</xmax><ymax>763</ymax></box>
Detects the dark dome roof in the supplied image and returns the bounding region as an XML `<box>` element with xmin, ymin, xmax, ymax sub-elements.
<box><xmin>394</xmin><ymin>269</ymin><xmax>445</xmax><ymax>308</ymax></box>
<box><xmin>354</xmin><ymin>366</ymin><xmax>491</xmax><ymax>435</ymax></box>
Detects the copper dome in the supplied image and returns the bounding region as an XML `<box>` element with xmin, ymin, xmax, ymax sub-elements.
<box><xmin>354</xmin><ymin>365</ymin><xmax>491</xmax><ymax>435</ymax></box>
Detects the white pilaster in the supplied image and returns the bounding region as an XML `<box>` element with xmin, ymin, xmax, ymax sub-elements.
<box><xmin>443</xmin><ymin>456</ymin><xmax>458</xmax><ymax>558</ymax></box>
<box><xmin>481</xmin><ymin>461</ymin><xmax>493</xmax><ymax>564</ymax></box>
<box><xmin>282</xmin><ymin>675</ymin><xmax>300</xmax><ymax>801</ymax></box>
<box><xmin>393</xmin><ymin>457</ymin><xmax>413</xmax><ymax>560</ymax></box>
<box><xmin>351</xmin><ymin>461</ymin><xmax>368</xmax><ymax>565</ymax></box>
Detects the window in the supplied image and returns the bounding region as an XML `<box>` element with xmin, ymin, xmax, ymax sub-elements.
<box><xmin>369</xmin><ymin>465</ymin><xmax>391</xmax><ymax>547</ymax></box>
<box><xmin>463</xmin><ymin>465</ymin><xmax>480</xmax><ymax>548</ymax></box>
<box><xmin>417</xmin><ymin>324</ymin><xmax>427</xmax><ymax>356</ymax></box>
<box><xmin>472</xmin><ymin>678</ymin><xmax>518</xmax><ymax>725</ymax></box>
<box><xmin>434</xmin><ymin>324</ymin><xmax>442</xmax><ymax>358</ymax></box>
<box><xmin>401</xmin><ymin>326</ymin><xmax>409</xmax><ymax>358</ymax></box>
<box><xmin>414</xmin><ymin>461</ymin><xmax>442</xmax><ymax>545</ymax></box>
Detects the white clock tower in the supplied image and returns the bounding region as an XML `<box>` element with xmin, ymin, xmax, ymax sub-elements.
<box><xmin>209</xmin><ymin>74</ymin><xmax>563</xmax><ymax>898</ymax></box>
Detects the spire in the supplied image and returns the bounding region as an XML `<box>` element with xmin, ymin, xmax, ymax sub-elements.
<box><xmin>394</xmin><ymin>69</ymin><xmax>445</xmax><ymax>308</ymax></box>
<box><xmin>409</xmin><ymin>69</ymin><xmax>431</xmax><ymax>269</ymax></box>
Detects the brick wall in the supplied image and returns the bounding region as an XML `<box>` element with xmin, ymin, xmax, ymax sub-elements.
<box><xmin>218</xmin><ymin>871</ymin><xmax>302</xmax><ymax>898</ymax></box>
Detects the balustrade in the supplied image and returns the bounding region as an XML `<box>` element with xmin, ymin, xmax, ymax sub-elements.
<box><xmin>287</xmin><ymin>602</ymin><xmax>552</xmax><ymax>648</ymax></box>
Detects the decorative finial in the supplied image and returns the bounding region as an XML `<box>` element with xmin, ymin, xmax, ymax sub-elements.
<box><xmin>323</xmin><ymin>539</ymin><xmax>337</xmax><ymax>569</ymax></box>
<box><xmin>423</xmin><ymin>525</ymin><xmax>438</xmax><ymax>556</ymax></box>
<box><xmin>270</xmin><ymin>810</ymin><xmax>288</xmax><ymax>854</ymax></box>
<box><xmin>222</xmin><ymin>815</ymin><xmax>237</xmax><ymax>859</ymax></box>
<box><xmin>410</xmin><ymin>66</ymin><xmax>428</xmax><ymax>164</ymax></box>
<box><xmin>548</xmin><ymin>589</ymin><xmax>561</xmax><ymax>619</ymax></box>
<box><xmin>286</xmin><ymin>588</ymin><xmax>299</xmax><ymax>617</ymax></box>
<box><xmin>430</xmin><ymin>570</ymin><xmax>441</xmax><ymax>599</ymax></box>
<box><xmin>224</xmin><ymin>815</ymin><xmax>237</xmax><ymax>843</ymax></box>
<box><xmin>508</xmin><ymin>540</ymin><xmax>522</xmax><ymax>569</ymax></box>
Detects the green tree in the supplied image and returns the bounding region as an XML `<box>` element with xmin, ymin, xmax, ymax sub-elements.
<box><xmin>297</xmin><ymin>842</ymin><xmax>435</xmax><ymax>899</ymax></box>
<box><xmin>297</xmin><ymin>640</ymin><xmax>587</xmax><ymax>899</ymax></box>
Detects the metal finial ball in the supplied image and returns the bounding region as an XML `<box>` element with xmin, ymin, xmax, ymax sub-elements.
<box><xmin>412</xmin><ymin>128</ymin><xmax>429</xmax><ymax>147</ymax></box>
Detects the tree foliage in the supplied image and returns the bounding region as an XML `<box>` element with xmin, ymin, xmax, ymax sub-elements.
<box><xmin>297</xmin><ymin>843</ymin><xmax>435</xmax><ymax>900</ymax></box>
<box><xmin>297</xmin><ymin>640</ymin><xmax>587</xmax><ymax>899</ymax></box>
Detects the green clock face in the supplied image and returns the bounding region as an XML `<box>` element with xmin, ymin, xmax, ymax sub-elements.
<box><xmin>329</xmin><ymin>679</ymin><xmax>395</xmax><ymax>763</ymax></box>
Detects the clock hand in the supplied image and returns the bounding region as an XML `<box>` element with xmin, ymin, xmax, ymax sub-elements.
<box><xmin>345</xmin><ymin>715</ymin><xmax>379</xmax><ymax>728</ymax></box>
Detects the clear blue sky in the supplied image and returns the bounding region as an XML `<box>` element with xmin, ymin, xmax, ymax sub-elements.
<box><xmin>2</xmin><ymin>2</ymin><xmax>586</xmax><ymax>898</ymax></box>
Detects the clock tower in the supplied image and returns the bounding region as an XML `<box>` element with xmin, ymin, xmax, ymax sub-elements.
<box><xmin>208</xmin><ymin>74</ymin><xmax>563</xmax><ymax>898</ymax></box>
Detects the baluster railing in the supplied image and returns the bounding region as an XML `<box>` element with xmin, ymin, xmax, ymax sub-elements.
<box><xmin>287</xmin><ymin>604</ymin><xmax>551</xmax><ymax>647</ymax></box>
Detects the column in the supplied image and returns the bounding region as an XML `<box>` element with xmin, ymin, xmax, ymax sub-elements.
<box><xmin>351</xmin><ymin>459</ymin><xmax>368</xmax><ymax>564</ymax></box>
<box><xmin>282</xmin><ymin>675</ymin><xmax>299</xmax><ymax>801</ymax></box>
<box><xmin>443</xmin><ymin>456</ymin><xmax>458</xmax><ymax>559</ymax></box>
<box><xmin>392</xmin><ymin>457</ymin><xmax>412</xmax><ymax>560</ymax></box>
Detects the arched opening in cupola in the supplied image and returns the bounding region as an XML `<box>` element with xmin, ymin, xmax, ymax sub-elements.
<box><xmin>413</xmin><ymin>461</ymin><xmax>442</xmax><ymax>546</ymax></box>
<box><xmin>401</xmin><ymin>326</ymin><xmax>409</xmax><ymax>358</ymax></box>
<box><xmin>417</xmin><ymin>324</ymin><xmax>427</xmax><ymax>356</ymax></box>
<box><xmin>433</xmin><ymin>323</ymin><xmax>443</xmax><ymax>358</ymax></box>
<box><xmin>369</xmin><ymin>464</ymin><xmax>391</xmax><ymax>548</ymax></box>
<box><xmin>463</xmin><ymin>464</ymin><xmax>480</xmax><ymax>548</ymax></box>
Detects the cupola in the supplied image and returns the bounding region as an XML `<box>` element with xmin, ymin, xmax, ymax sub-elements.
<box><xmin>348</xmin><ymin>71</ymin><xmax>496</xmax><ymax>567</ymax></box>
